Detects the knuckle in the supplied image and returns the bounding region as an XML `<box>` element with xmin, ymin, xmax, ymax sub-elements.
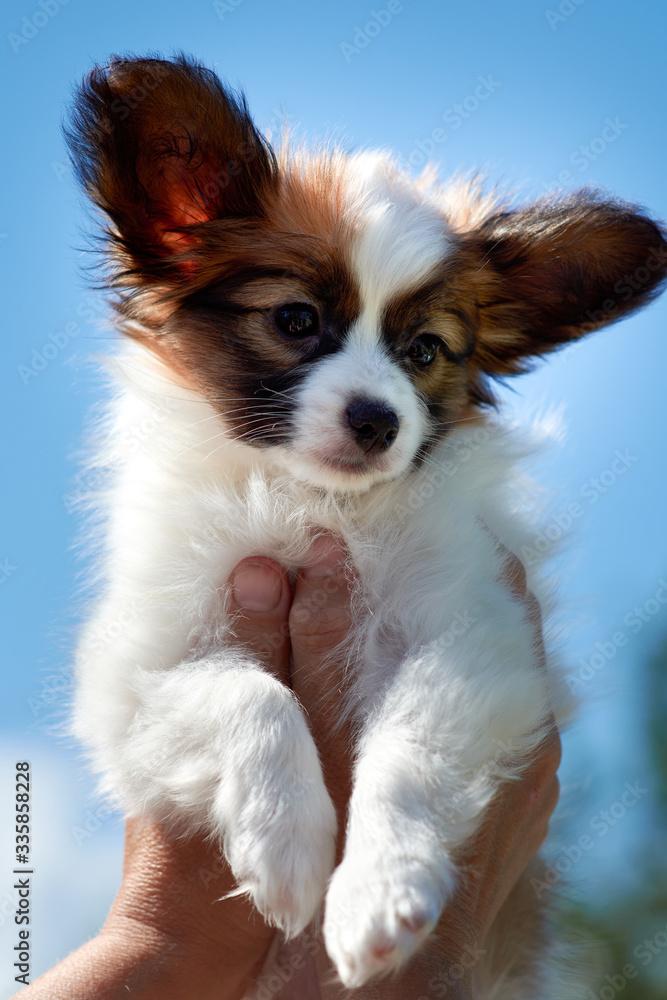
<box><xmin>290</xmin><ymin>601</ymin><xmax>350</xmax><ymax>652</ymax></box>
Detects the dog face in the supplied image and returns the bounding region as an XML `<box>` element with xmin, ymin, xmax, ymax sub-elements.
<box><xmin>166</xmin><ymin>154</ymin><xmax>475</xmax><ymax>490</ymax></box>
<box><xmin>66</xmin><ymin>55</ymin><xmax>667</xmax><ymax>491</ymax></box>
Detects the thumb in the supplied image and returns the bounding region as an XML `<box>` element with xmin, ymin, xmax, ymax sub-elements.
<box><xmin>227</xmin><ymin>557</ymin><xmax>292</xmax><ymax>685</ymax></box>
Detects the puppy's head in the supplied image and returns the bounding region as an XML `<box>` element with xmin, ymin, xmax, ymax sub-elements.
<box><xmin>66</xmin><ymin>55</ymin><xmax>667</xmax><ymax>491</ymax></box>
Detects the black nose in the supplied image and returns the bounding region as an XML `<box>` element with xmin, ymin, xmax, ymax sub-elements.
<box><xmin>346</xmin><ymin>400</ymin><xmax>399</xmax><ymax>454</ymax></box>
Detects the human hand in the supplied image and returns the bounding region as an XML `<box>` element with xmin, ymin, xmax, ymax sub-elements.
<box><xmin>16</xmin><ymin>537</ymin><xmax>351</xmax><ymax>1000</ymax></box>
<box><xmin>18</xmin><ymin>541</ymin><xmax>559</xmax><ymax>1000</ymax></box>
<box><xmin>247</xmin><ymin>542</ymin><xmax>561</xmax><ymax>1000</ymax></box>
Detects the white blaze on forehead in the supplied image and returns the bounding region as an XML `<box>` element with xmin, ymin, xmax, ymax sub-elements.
<box><xmin>342</xmin><ymin>152</ymin><xmax>453</xmax><ymax>335</ymax></box>
<box><xmin>280</xmin><ymin>152</ymin><xmax>449</xmax><ymax>490</ymax></box>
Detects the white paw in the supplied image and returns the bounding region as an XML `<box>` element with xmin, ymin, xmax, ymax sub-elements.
<box><xmin>213</xmin><ymin>682</ymin><xmax>336</xmax><ymax>937</ymax></box>
<box><xmin>230</xmin><ymin>773</ymin><xmax>336</xmax><ymax>936</ymax></box>
<box><xmin>324</xmin><ymin>853</ymin><xmax>456</xmax><ymax>987</ymax></box>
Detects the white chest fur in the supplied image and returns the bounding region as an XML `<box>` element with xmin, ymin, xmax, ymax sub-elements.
<box><xmin>72</xmin><ymin>347</ymin><xmax>560</xmax><ymax>992</ymax></box>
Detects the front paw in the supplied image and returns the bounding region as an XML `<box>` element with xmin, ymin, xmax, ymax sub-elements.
<box><xmin>324</xmin><ymin>851</ymin><xmax>456</xmax><ymax>987</ymax></box>
<box><xmin>228</xmin><ymin>770</ymin><xmax>336</xmax><ymax>936</ymax></box>
<box><xmin>213</xmin><ymin>682</ymin><xmax>337</xmax><ymax>938</ymax></box>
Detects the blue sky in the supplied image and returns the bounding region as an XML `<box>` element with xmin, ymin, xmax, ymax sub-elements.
<box><xmin>1</xmin><ymin>0</ymin><xmax>667</xmax><ymax>991</ymax></box>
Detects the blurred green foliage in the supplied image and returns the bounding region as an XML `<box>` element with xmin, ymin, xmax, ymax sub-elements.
<box><xmin>557</xmin><ymin>639</ymin><xmax>667</xmax><ymax>999</ymax></box>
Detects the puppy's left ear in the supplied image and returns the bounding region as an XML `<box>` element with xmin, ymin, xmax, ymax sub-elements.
<box><xmin>463</xmin><ymin>192</ymin><xmax>667</xmax><ymax>375</ymax></box>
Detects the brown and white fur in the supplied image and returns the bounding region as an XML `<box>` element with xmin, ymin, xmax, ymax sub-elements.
<box><xmin>65</xmin><ymin>55</ymin><xmax>667</xmax><ymax>994</ymax></box>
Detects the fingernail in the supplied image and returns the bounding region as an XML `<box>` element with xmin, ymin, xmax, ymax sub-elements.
<box><xmin>232</xmin><ymin>561</ymin><xmax>283</xmax><ymax>612</ymax></box>
<box><xmin>303</xmin><ymin>536</ymin><xmax>347</xmax><ymax>578</ymax></box>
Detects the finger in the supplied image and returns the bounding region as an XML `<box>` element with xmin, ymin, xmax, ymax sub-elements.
<box><xmin>444</xmin><ymin>721</ymin><xmax>563</xmax><ymax>946</ymax></box>
<box><xmin>227</xmin><ymin>557</ymin><xmax>292</xmax><ymax>685</ymax></box>
<box><xmin>520</xmin><ymin>721</ymin><xmax>562</xmax><ymax>851</ymax></box>
<box><xmin>290</xmin><ymin>535</ymin><xmax>353</xmax><ymax>668</ymax></box>
<box><xmin>289</xmin><ymin>535</ymin><xmax>356</xmax><ymax>832</ymax></box>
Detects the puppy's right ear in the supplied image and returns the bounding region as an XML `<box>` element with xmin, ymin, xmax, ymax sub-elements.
<box><xmin>64</xmin><ymin>54</ymin><xmax>277</xmax><ymax>282</ymax></box>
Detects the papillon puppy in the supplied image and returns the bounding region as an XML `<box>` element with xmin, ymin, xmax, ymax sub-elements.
<box><xmin>65</xmin><ymin>55</ymin><xmax>667</xmax><ymax>994</ymax></box>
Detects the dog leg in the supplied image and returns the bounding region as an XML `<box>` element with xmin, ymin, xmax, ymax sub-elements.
<box><xmin>77</xmin><ymin>655</ymin><xmax>337</xmax><ymax>937</ymax></box>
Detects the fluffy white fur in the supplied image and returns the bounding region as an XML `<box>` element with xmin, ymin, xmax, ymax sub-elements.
<box><xmin>64</xmin><ymin>54</ymin><xmax>667</xmax><ymax>997</ymax></box>
<box><xmin>74</xmin><ymin>336</ymin><xmax>562</xmax><ymax>992</ymax></box>
<box><xmin>345</xmin><ymin>151</ymin><xmax>454</xmax><ymax>318</ymax></box>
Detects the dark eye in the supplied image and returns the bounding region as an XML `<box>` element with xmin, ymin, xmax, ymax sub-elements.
<box><xmin>274</xmin><ymin>303</ymin><xmax>319</xmax><ymax>339</ymax></box>
<box><xmin>407</xmin><ymin>334</ymin><xmax>440</xmax><ymax>368</ymax></box>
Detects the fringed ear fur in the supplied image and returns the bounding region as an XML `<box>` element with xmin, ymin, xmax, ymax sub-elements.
<box><xmin>65</xmin><ymin>58</ymin><xmax>667</xmax><ymax>376</ymax></box>
<box><xmin>460</xmin><ymin>191</ymin><xmax>667</xmax><ymax>375</ymax></box>
<box><xmin>64</xmin><ymin>54</ymin><xmax>277</xmax><ymax>284</ymax></box>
